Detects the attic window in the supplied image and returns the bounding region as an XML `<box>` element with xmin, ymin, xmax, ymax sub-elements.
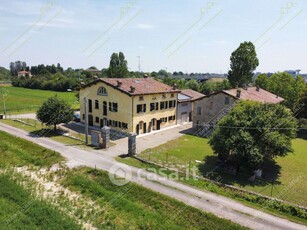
<box><xmin>171</xmin><ymin>94</ymin><xmax>174</xmax><ymax>98</ymax></box>
<box><xmin>162</xmin><ymin>94</ymin><xmax>166</xmax><ymax>99</ymax></box>
<box><xmin>97</xmin><ymin>87</ymin><xmax>107</xmax><ymax>96</ymax></box>
<box><xmin>139</xmin><ymin>96</ymin><xmax>144</xmax><ymax>101</ymax></box>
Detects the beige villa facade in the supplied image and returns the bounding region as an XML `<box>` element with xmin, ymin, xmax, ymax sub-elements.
<box><xmin>79</xmin><ymin>77</ymin><xmax>179</xmax><ymax>134</ymax></box>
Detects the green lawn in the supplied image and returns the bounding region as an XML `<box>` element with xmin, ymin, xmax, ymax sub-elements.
<box><xmin>0</xmin><ymin>119</ymin><xmax>90</xmax><ymax>148</ymax></box>
<box><xmin>0</xmin><ymin>174</ymin><xmax>81</xmax><ymax>230</ymax></box>
<box><xmin>136</xmin><ymin>135</ymin><xmax>307</xmax><ymax>207</ymax></box>
<box><xmin>0</xmin><ymin>86</ymin><xmax>79</xmax><ymax>114</ymax></box>
<box><xmin>117</xmin><ymin>135</ymin><xmax>307</xmax><ymax>224</ymax></box>
<box><xmin>60</xmin><ymin>167</ymin><xmax>245</xmax><ymax>230</ymax></box>
<box><xmin>0</xmin><ymin>130</ymin><xmax>245</xmax><ymax>229</ymax></box>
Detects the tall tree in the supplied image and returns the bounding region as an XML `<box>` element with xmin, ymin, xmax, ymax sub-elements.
<box><xmin>228</xmin><ymin>41</ymin><xmax>259</xmax><ymax>88</ymax></box>
<box><xmin>255</xmin><ymin>73</ymin><xmax>269</xmax><ymax>89</ymax></box>
<box><xmin>209</xmin><ymin>101</ymin><xmax>297</xmax><ymax>172</ymax></box>
<box><xmin>36</xmin><ymin>96</ymin><xmax>74</xmax><ymax>131</ymax></box>
<box><xmin>107</xmin><ymin>52</ymin><xmax>128</xmax><ymax>78</ymax></box>
<box><xmin>267</xmin><ymin>72</ymin><xmax>305</xmax><ymax>109</ymax></box>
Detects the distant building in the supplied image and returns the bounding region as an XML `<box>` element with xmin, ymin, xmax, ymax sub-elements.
<box><xmin>17</xmin><ymin>70</ymin><xmax>32</xmax><ymax>77</ymax></box>
<box><xmin>193</xmin><ymin>87</ymin><xmax>284</xmax><ymax>128</ymax></box>
<box><xmin>285</xmin><ymin>70</ymin><xmax>301</xmax><ymax>77</ymax></box>
<box><xmin>177</xmin><ymin>89</ymin><xmax>205</xmax><ymax>124</ymax></box>
<box><xmin>79</xmin><ymin>77</ymin><xmax>180</xmax><ymax>135</ymax></box>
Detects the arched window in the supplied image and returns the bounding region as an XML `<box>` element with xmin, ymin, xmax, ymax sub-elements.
<box><xmin>97</xmin><ymin>87</ymin><xmax>107</xmax><ymax>96</ymax></box>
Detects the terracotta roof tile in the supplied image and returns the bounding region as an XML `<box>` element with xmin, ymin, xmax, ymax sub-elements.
<box><xmin>180</xmin><ymin>89</ymin><xmax>205</xmax><ymax>101</ymax></box>
<box><xmin>99</xmin><ymin>78</ymin><xmax>180</xmax><ymax>95</ymax></box>
<box><xmin>223</xmin><ymin>87</ymin><xmax>284</xmax><ymax>104</ymax></box>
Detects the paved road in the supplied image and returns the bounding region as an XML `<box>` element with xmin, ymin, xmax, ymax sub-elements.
<box><xmin>0</xmin><ymin>122</ymin><xmax>306</xmax><ymax>230</ymax></box>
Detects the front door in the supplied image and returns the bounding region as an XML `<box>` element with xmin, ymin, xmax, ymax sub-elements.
<box><xmin>88</xmin><ymin>115</ymin><xmax>93</xmax><ymax>126</ymax></box>
<box><xmin>143</xmin><ymin>122</ymin><xmax>146</xmax><ymax>133</ymax></box>
<box><xmin>157</xmin><ymin>120</ymin><xmax>161</xmax><ymax>130</ymax></box>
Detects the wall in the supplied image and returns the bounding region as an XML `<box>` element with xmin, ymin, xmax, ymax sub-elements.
<box><xmin>177</xmin><ymin>101</ymin><xmax>192</xmax><ymax>124</ymax></box>
<box><xmin>193</xmin><ymin>92</ymin><xmax>237</xmax><ymax>127</ymax></box>
<box><xmin>132</xmin><ymin>93</ymin><xmax>178</xmax><ymax>134</ymax></box>
<box><xmin>79</xmin><ymin>82</ymin><xmax>133</xmax><ymax>132</ymax></box>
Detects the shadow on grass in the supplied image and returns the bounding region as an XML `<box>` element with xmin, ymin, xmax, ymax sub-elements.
<box><xmin>198</xmin><ymin>155</ymin><xmax>281</xmax><ymax>188</ymax></box>
<box><xmin>29</xmin><ymin>128</ymin><xmax>63</xmax><ymax>138</ymax></box>
<box><xmin>297</xmin><ymin>129</ymin><xmax>307</xmax><ymax>140</ymax></box>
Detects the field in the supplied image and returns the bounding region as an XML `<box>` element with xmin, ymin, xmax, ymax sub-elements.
<box><xmin>0</xmin><ymin>130</ymin><xmax>244</xmax><ymax>229</ymax></box>
<box><xmin>133</xmin><ymin>135</ymin><xmax>307</xmax><ymax>207</ymax></box>
<box><xmin>0</xmin><ymin>86</ymin><xmax>79</xmax><ymax>114</ymax></box>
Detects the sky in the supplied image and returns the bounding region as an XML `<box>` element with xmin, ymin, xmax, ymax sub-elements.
<box><xmin>0</xmin><ymin>0</ymin><xmax>306</xmax><ymax>74</ymax></box>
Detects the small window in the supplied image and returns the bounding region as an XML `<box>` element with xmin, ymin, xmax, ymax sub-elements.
<box><xmin>162</xmin><ymin>94</ymin><xmax>166</xmax><ymax>99</ymax></box>
<box><xmin>119</xmin><ymin>122</ymin><xmax>122</xmax><ymax>128</ymax></box>
<box><xmin>197</xmin><ymin>106</ymin><xmax>201</xmax><ymax>115</ymax></box>
<box><xmin>109</xmin><ymin>102</ymin><xmax>118</xmax><ymax>112</ymax></box>
<box><xmin>95</xmin><ymin>100</ymin><xmax>99</xmax><ymax>109</ymax></box>
<box><xmin>139</xmin><ymin>96</ymin><xmax>144</xmax><ymax>101</ymax></box>
<box><xmin>224</xmin><ymin>97</ymin><xmax>230</xmax><ymax>105</ymax></box>
<box><xmin>137</xmin><ymin>104</ymin><xmax>146</xmax><ymax>113</ymax></box>
<box><xmin>97</xmin><ymin>87</ymin><xmax>108</xmax><ymax>96</ymax></box>
<box><xmin>171</xmin><ymin>94</ymin><xmax>174</xmax><ymax>98</ymax></box>
<box><xmin>122</xmin><ymin>123</ymin><xmax>128</xmax><ymax>129</ymax></box>
<box><xmin>95</xmin><ymin>117</ymin><xmax>99</xmax><ymax>123</ymax></box>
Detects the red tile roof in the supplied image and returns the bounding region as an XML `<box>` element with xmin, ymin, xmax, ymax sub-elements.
<box><xmin>18</xmin><ymin>71</ymin><xmax>30</xmax><ymax>74</ymax></box>
<box><xmin>180</xmin><ymin>89</ymin><xmax>205</xmax><ymax>101</ymax></box>
<box><xmin>83</xmin><ymin>78</ymin><xmax>180</xmax><ymax>96</ymax></box>
<box><xmin>223</xmin><ymin>87</ymin><xmax>284</xmax><ymax>104</ymax></box>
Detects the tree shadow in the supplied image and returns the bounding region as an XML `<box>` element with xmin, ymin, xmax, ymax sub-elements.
<box><xmin>29</xmin><ymin>128</ymin><xmax>64</xmax><ymax>138</ymax></box>
<box><xmin>297</xmin><ymin>129</ymin><xmax>307</xmax><ymax>140</ymax></box>
<box><xmin>198</xmin><ymin>155</ymin><xmax>281</xmax><ymax>187</ymax></box>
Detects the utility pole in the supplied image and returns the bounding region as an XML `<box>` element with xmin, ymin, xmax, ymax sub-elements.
<box><xmin>84</xmin><ymin>97</ymin><xmax>88</xmax><ymax>145</ymax></box>
<box><xmin>0</xmin><ymin>87</ymin><xmax>7</xmax><ymax>119</ymax></box>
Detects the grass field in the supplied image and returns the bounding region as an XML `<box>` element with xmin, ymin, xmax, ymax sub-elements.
<box><xmin>0</xmin><ymin>86</ymin><xmax>79</xmax><ymax>114</ymax></box>
<box><xmin>134</xmin><ymin>135</ymin><xmax>307</xmax><ymax>207</ymax></box>
<box><xmin>0</xmin><ymin>131</ymin><xmax>245</xmax><ymax>229</ymax></box>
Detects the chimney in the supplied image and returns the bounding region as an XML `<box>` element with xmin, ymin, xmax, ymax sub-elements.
<box><xmin>256</xmin><ymin>86</ymin><xmax>260</xmax><ymax>92</ymax></box>
<box><xmin>172</xmin><ymin>83</ymin><xmax>178</xmax><ymax>90</ymax></box>
<box><xmin>130</xmin><ymin>86</ymin><xmax>136</xmax><ymax>93</ymax></box>
<box><xmin>116</xmin><ymin>80</ymin><xmax>122</xmax><ymax>87</ymax></box>
<box><xmin>236</xmin><ymin>89</ymin><xmax>241</xmax><ymax>98</ymax></box>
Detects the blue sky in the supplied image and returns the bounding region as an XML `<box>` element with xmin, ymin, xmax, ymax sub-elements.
<box><xmin>0</xmin><ymin>0</ymin><xmax>306</xmax><ymax>73</ymax></box>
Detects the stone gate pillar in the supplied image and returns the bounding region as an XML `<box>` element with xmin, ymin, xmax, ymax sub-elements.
<box><xmin>128</xmin><ymin>133</ymin><xmax>137</xmax><ymax>156</ymax></box>
<box><xmin>101</xmin><ymin>126</ymin><xmax>111</xmax><ymax>149</ymax></box>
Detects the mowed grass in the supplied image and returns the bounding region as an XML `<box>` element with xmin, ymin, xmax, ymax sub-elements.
<box><xmin>60</xmin><ymin>167</ymin><xmax>245</xmax><ymax>230</ymax></box>
<box><xmin>0</xmin><ymin>86</ymin><xmax>79</xmax><ymax>114</ymax></box>
<box><xmin>0</xmin><ymin>130</ymin><xmax>63</xmax><ymax>168</ymax></box>
<box><xmin>131</xmin><ymin>135</ymin><xmax>307</xmax><ymax>207</ymax></box>
<box><xmin>0</xmin><ymin>131</ymin><xmax>80</xmax><ymax>229</ymax></box>
<box><xmin>0</xmin><ymin>174</ymin><xmax>81</xmax><ymax>230</ymax></box>
<box><xmin>0</xmin><ymin>119</ymin><xmax>90</xmax><ymax>148</ymax></box>
<box><xmin>0</xmin><ymin>131</ymin><xmax>245</xmax><ymax>229</ymax></box>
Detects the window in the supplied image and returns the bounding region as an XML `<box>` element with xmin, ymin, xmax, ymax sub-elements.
<box><xmin>162</xmin><ymin>94</ymin><xmax>166</xmax><ymax>99</ymax></box>
<box><xmin>161</xmin><ymin>117</ymin><xmax>167</xmax><ymax>123</ymax></box>
<box><xmin>119</xmin><ymin>122</ymin><xmax>122</xmax><ymax>128</ymax></box>
<box><xmin>182</xmin><ymin>102</ymin><xmax>188</xmax><ymax>107</ymax></box>
<box><xmin>97</xmin><ymin>87</ymin><xmax>107</xmax><ymax>96</ymax></box>
<box><xmin>139</xmin><ymin>96</ymin><xmax>144</xmax><ymax>101</ymax></box>
<box><xmin>137</xmin><ymin>104</ymin><xmax>146</xmax><ymax>113</ymax></box>
<box><xmin>171</xmin><ymin>94</ymin><xmax>174</xmax><ymax>98</ymax></box>
<box><xmin>169</xmin><ymin>100</ymin><xmax>176</xmax><ymax>108</ymax></box>
<box><xmin>103</xmin><ymin>101</ymin><xmax>107</xmax><ymax>116</ymax></box>
<box><xmin>88</xmin><ymin>99</ymin><xmax>92</xmax><ymax>113</ymax></box>
<box><xmin>109</xmin><ymin>102</ymin><xmax>118</xmax><ymax>112</ymax></box>
<box><xmin>160</xmin><ymin>101</ymin><xmax>168</xmax><ymax>110</ymax></box>
<box><xmin>122</xmin><ymin>123</ymin><xmax>128</xmax><ymax>129</ymax></box>
<box><xmin>95</xmin><ymin>100</ymin><xmax>99</xmax><ymax>109</ymax></box>
<box><xmin>197</xmin><ymin>106</ymin><xmax>201</xmax><ymax>115</ymax></box>
<box><xmin>95</xmin><ymin>117</ymin><xmax>99</xmax><ymax>123</ymax></box>
<box><xmin>150</xmin><ymin>102</ymin><xmax>159</xmax><ymax>111</ymax></box>
<box><xmin>224</xmin><ymin>97</ymin><xmax>230</xmax><ymax>105</ymax></box>
<box><xmin>168</xmin><ymin>115</ymin><xmax>176</xmax><ymax>121</ymax></box>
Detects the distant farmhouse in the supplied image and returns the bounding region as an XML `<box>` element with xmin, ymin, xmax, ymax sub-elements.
<box><xmin>79</xmin><ymin>77</ymin><xmax>180</xmax><ymax>135</ymax></box>
<box><xmin>17</xmin><ymin>70</ymin><xmax>32</xmax><ymax>78</ymax></box>
<box><xmin>177</xmin><ymin>89</ymin><xmax>205</xmax><ymax>124</ymax></box>
<box><xmin>193</xmin><ymin>87</ymin><xmax>284</xmax><ymax>132</ymax></box>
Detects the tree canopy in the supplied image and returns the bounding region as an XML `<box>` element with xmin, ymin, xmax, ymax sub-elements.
<box><xmin>255</xmin><ymin>72</ymin><xmax>305</xmax><ymax>109</ymax></box>
<box><xmin>209</xmin><ymin>101</ymin><xmax>297</xmax><ymax>171</ymax></box>
<box><xmin>228</xmin><ymin>41</ymin><xmax>259</xmax><ymax>88</ymax></box>
<box><xmin>107</xmin><ymin>52</ymin><xmax>129</xmax><ymax>78</ymax></box>
<box><xmin>36</xmin><ymin>96</ymin><xmax>74</xmax><ymax>131</ymax></box>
